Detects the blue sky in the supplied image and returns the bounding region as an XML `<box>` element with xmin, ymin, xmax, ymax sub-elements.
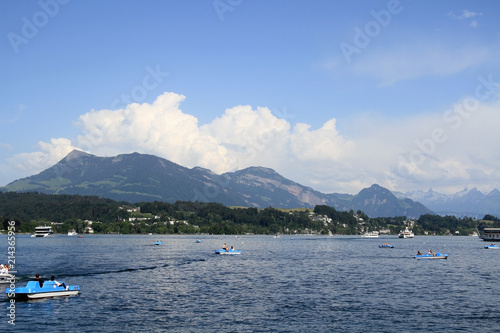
<box><xmin>1</xmin><ymin>0</ymin><xmax>500</xmax><ymax>195</ymax></box>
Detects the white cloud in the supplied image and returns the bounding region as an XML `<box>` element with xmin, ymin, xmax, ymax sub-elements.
<box><xmin>351</xmin><ymin>44</ymin><xmax>490</xmax><ymax>85</ymax></box>
<box><xmin>3</xmin><ymin>92</ymin><xmax>500</xmax><ymax>195</ymax></box>
<box><xmin>0</xmin><ymin>142</ymin><xmax>13</xmax><ymax>150</ymax></box>
<box><xmin>5</xmin><ymin>138</ymin><xmax>76</xmax><ymax>178</ymax></box>
<box><xmin>290</xmin><ymin>119</ymin><xmax>354</xmax><ymax>161</ymax></box>
<box><xmin>2</xmin><ymin>92</ymin><xmax>352</xmax><ymax>185</ymax></box>
<box><xmin>447</xmin><ymin>10</ymin><xmax>483</xmax><ymax>20</ymax></box>
<box><xmin>382</xmin><ymin>99</ymin><xmax>500</xmax><ymax>193</ymax></box>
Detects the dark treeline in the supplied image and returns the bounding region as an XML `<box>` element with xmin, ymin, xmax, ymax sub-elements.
<box><xmin>1</xmin><ymin>192</ymin><xmax>499</xmax><ymax>235</ymax></box>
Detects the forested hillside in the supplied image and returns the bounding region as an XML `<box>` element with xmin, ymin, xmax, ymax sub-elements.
<box><xmin>1</xmin><ymin>192</ymin><xmax>498</xmax><ymax>236</ymax></box>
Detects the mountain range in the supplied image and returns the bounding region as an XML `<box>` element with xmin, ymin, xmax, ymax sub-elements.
<box><xmin>395</xmin><ymin>188</ymin><xmax>500</xmax><ymax>219</ymax></box>
<box><xmin>1</xmin><ymin>150</ymin><xmax>498</xmax><ymax>218</ymax></box>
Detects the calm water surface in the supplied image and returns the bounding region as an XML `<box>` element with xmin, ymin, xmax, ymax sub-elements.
<box><xmin>1</xmin><ymin>234</ymin><xmax>499</xmax><ymax>332</ymax></box>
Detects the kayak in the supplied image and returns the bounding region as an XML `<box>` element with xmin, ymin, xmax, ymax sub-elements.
<box><xmin>414</xmin><ymin>252</ymin><xmax>448</xmax><ymax>259</ymax></box>
<box><xmin>215</xmin><ymin>249</ymin><xmax>242</xmax><ymax>255</ymax></box>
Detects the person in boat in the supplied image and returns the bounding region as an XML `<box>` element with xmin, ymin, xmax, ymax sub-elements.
<box><xmin>35</xmin><ymin>273</ymin><xmax>44</xmax><ymax>287</ymax></box>
<box><xmin>230</xmin><ymin>245</ymin><xmax>235</xmax><ymax>251</ymax></box>
<box><xmin>50</xmin><ymin>276</ymin><xmax>67</xmax><ymax>290</ymax></box>
<box><xmin>428</xmin><ymin>249</ymin><xmax>436</xmax><ymax>256</ymax></box>
<box><xmin>417</xmin><ymin>251</ymin><xmax>422</xmax><ymax>255</ymax></box>
<box><xmin>222</xmin><ymin>243</ymin><xmax>227</xmax><ymax>251</ymax></box>
<box><xmin>0</xmin><ymin>264</ymin><xmax>9</xmax><ymax>274</ymax></box>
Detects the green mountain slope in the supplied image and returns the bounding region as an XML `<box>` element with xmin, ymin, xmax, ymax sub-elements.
<box><xmin>1</xmin><ymin>150</ymin><xmax>433</xmax><ymax>217</ymax></box>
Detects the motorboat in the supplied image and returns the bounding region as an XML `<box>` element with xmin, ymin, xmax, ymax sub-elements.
<box><xmin>399</xmin><ymin>227</ymin><xmax>414</xmax><ymax>238</ymax></box>
<box><xmin>379</xmin><ymin>243</ymin><xmax>395</xmax><ymax>248</ymax></box>
<box><xmin>31</xmin><ymin>226</ymin><xmax>54</xmax><ymax>237</ymax></box>
<box><xmin>6</xmin><ymin>280</ymin><xmax>80</xmax><ymax>300</ymax></box>
<box><xmin>215</xmin><ymin>249</ymin><xmax>242</xmax><ymax>255</ymax></box>
<box><xmin>413</xmin><ymin>252</ymin><xmax>448</xmax><ymax>259</ymax></box>
<box><xmin>484</xmin><ymin>244</ymin><xmax>500</xmax><ymax>249</ymax></box>
<box><xmin>68</xmin><ymin>229</ymin><xmax>77</xmax><ymax>236</ymax></box>
<box><xmin>362</xmin><ymin>231</ymin><xmax>379</xmax><ymax>238</ymax></box>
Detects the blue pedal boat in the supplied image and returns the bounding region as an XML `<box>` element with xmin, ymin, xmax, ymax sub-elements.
<box><xmin>484</xmin><ymin>244</ymin><xmax>500</xmax><ymax>249</ymax></box>
<box><xmin>154</xmin><ymin>241</ymin><xmax>163</xmax><ymax>245</ymax></box>
<box><xmin>413</xmin><ymin>252</ymin><xmax>448</xmax><ymax>259</ymax></box>
<box><xmin>6</xmin><ymin>280</ymin><xmax>80</xmax><ymax>300</ymax></box>
<box><xmin>215</xmin><ymin>249</ymin><xmax>242</xmax><ymax>255</ymax></box>
<box><xmin>379</xmin><ymin>243</ymin><xmax>395</xmax><ymax>248</ymax></box>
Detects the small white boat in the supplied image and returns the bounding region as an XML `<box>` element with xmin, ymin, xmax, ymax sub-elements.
<box><xmin>399</xmin><ymin>227</ymin><xmax>414</xmax><ymax>238</ymax></box>
<box><xmin>362</xmin><ymin>231</ymin><xmax>379</xmax><ymax>238</ymax></box>
<box><xmin>0</xmin><ymin>273</ymin><xmax>15</xmax><ymax>284</ymax></box>
<box><xmin>68</xmin><ymin>229</ymin><xmax>77</xmax><ymax>236</ymax></box>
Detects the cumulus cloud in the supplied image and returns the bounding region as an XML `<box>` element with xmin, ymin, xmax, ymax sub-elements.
<box><xmin>2</xmin><ymin>92</ymin><xmax>353</xmax><ymax>186</ymax></box>
<box><xmin>4</xmin><ymin>138</ymin><xmax>76</xmax><ymax>179</ymax></box>
<box><xmin>3</xmin><ymin>92</ymin><xmax>500</xmax><ymax>195</ymax></box>
<box><xmin>290</xmin><ymin>119</ymin><xmax>354</xmax><ymax>161</ymax></box>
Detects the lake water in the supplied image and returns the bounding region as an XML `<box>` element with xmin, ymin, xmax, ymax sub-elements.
<box><xmin>1</xmin><ymin>234</ymin><xmax>499</xmax><ymax>332</ymax></box>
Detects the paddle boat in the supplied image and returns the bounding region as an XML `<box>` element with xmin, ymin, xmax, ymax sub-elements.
<box><xmin>6</xmin><ymin>280</ymin><xmax>80</xmax><ymax>300</ymax></box>
<box><xmin>154</xmin><ymin>241</ymin><xmax>163</xmax><ymax>245</ymax></box>
<box><xmin>215</xmin><ymin>248</ymin><xmax>242</xmax><ymax>255</ymax></box>
<box><xmin>196</xmin><ymin>239</ymin><xmax>201</xmax><ymax>243</ymax></box>
<box><xmin>379</xmin><ymin>243</ymin><xmax>395</xmax><ymax>248</ymax></box>
<box><xmin>413</xmin><ymin>252</ymin><xmax>448</xmax><ymax>259</ymax></box>
<box><xmin>484</xmin><ymin>244</ymin><xmax>500</xmax><ymax>249</ymax></box>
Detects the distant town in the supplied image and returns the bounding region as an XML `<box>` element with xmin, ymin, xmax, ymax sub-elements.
<box><xmin>2</xmin><ymin>192</ymin><xmax>499</xmax><ymax>236</ymax></box>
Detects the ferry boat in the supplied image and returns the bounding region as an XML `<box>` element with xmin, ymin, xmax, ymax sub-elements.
<box><xmin>479</xmin><ymin>228</ymin><xmax>500</xmax><ymax>241</ymax></box>
<box><xmin>362</xmin><ymin>231</ymin><xmax>379</xmax><ymax>238</ymax></box>
<box><xmin>31</xmin><ymin>226</ymin><xmax>54</xmax><ymax>237</ymax></box>
<box><xmin>398</xmin><ymin>227</ymin><xmax>414</xmax><ymax>238</ymax></box>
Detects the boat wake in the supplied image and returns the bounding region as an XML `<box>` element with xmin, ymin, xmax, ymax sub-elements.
<box><xmin>9</xmin><ymin>259</ymin><xmax>206</xmax><ymax>282</ymax></box>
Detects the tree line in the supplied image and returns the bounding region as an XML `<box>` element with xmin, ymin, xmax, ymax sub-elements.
<box><xmin>1</xmin><ymin>192</ymin><xmax>499</xmax><ymax>235</ymax></box>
